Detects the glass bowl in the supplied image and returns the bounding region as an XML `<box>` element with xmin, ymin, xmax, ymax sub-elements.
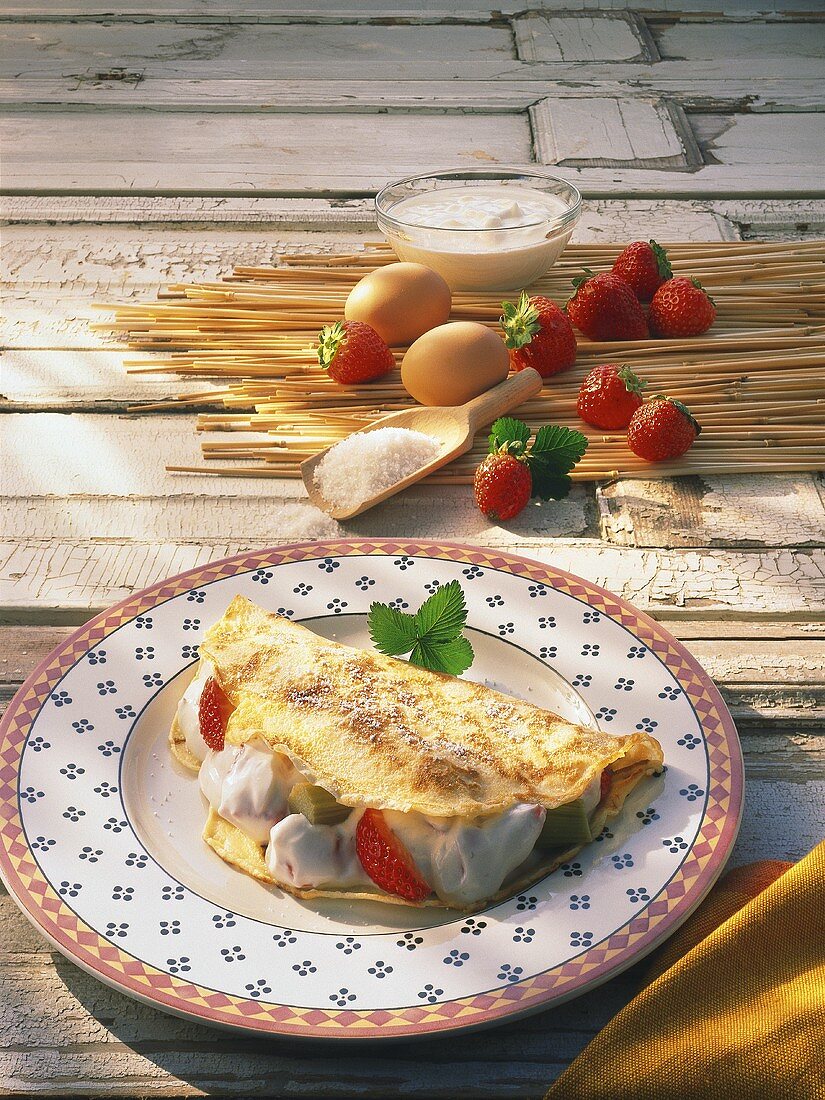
<box><xmin>375</xmin><ymin>168</ymin><xmax>582</xmax><ymax>292</ymax></box>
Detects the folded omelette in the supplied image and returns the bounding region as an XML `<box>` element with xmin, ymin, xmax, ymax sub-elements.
<box><xmin>170</xmin><ymin>595</ymin><xmax>664</xmax><ymax>911</ymax></box>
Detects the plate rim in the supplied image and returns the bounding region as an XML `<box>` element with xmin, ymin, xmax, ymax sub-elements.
<box><xmin>0</xmin><ymin>537</ymin><xmax>744</xmax><ymax>1040</ymax></box>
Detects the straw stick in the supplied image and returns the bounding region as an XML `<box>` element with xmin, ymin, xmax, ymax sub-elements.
<box><xmin>97</xmin><ymin>239</ymin><xmax>825</xmax><ymax>486</ymax></box>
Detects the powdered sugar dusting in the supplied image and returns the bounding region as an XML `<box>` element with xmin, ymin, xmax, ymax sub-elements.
<box><xmin>314</xmin><ymin>427</ymin><xmax>441</xmax><ymax>510</ymax></box>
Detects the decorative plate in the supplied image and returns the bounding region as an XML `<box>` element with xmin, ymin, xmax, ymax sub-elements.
<box><xmin>0</xmin><ymin>540</ymin><xmax>743</xmax><ymax>1039</ymax></box>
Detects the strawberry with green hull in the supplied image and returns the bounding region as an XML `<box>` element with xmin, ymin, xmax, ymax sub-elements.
<box><xmin>500</xmin><ymin>292</ymin><xmax>577</xmax><ymax>378</ymax></box>
<box><xmin>474</xmin><ymin>452</ymin><xmax>532</xmax><ymax>522</ymax></box>
<box><xmin>473</xmin><ymin>417</ymin><xmax>588</xmax><ymax>521</ymax></box>
<box><xmin>566</xmin><ymin>270</ymin><xmax>649</xmax><ymax>342</ymax></box>
<box><xmin>577</xmin><ymin>365</ymin><xmax>647</xmax><ymax>431</ymax></box>
<box><xmin>627</xmin><ymin>397</ymin><xmax>702</xmax><ymax>462</ymax></box>
<box><xmin>611</xmin><ymin>240</ymin><xmax>672</xmax><ymax>301</ymax></box>
<box><xmin>317</xmin><ymin>319</ymin><xmax>395</xmax><ymax>384</ymax></box>
<box><xmin>649</xmin><ymin>277</ymin><xmax>716</xmax><ymax>338</ymax></box>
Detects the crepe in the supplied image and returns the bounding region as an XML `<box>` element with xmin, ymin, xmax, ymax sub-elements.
<box><xmin>170</xmin><ymin>595</ymin><xmax>664</xmax><ymax>910</ymax></box>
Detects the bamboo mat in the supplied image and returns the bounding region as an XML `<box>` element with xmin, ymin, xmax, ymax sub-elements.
<box><xmin>99</xmin><ymin>240</ymin><xmax>825</xmax><ymax>483</ymax></box>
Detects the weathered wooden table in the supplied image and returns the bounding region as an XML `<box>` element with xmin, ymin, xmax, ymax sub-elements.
<box><xmin>2</xmin><ymin>2</ymin><xmax>823</xmax><ymax>1095</ymax></box>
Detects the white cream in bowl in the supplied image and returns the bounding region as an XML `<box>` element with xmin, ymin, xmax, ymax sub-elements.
<box><xmin>377</xmin><ymin>180</ymin><xmax>580</xmax><ymax>292</ymax></box>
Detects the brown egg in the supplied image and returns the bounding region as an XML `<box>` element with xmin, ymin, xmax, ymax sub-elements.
<box><xmin>344</xmin><ymin>262</ymin><xmax>451</xmax><ymax>347</ymax></box>
<box><xmin>401</xmin><ymin>321</ymin><xmax>510</xmax><ymax>407</ymax></box>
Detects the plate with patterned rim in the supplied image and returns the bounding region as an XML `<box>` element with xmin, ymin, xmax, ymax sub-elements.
<box><xmin>0</xmin><ymin>539</ymin><xmax>743</xmax><ymax>1040</ymax></box>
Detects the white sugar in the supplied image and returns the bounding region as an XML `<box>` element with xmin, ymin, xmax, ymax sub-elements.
<box><xmin>314</xmin><ymin>427</ymin><xmax>441</xmax><ymax>511</ymax></box>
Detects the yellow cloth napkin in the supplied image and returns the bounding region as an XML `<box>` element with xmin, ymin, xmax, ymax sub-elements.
<box><xmin>546</xmin><ymin>841</ymin><xmax>825</xmax><ymax>1100</ymax></box>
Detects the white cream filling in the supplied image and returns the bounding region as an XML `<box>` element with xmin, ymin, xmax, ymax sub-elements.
<box><xmin>266</xmin><ymin>810</ymin><xmax>370</xmax><ymax>891</ymax></box>
<box><xmin>175</xmin><ymin>657</ymin><xmax>215</xmax><ymax>764</ymax></box>
<box><xmin>580</xmin><ymin>773</ymin><xmax>602</xmax><ymax>816</ymax></box>
<box><xmin>182</xmin><ymin>669</ymin><xmax>603</xmax><ymax>906</ymax></box>
<box><xmin>200</xmin><ymin>739</ymin><xmax>303</xmax><ymax>845</ymax></box>
<box><xmin>384</xmin><ymin>804</ymin><xmax>545</xmax><ymax>908</ymax></box>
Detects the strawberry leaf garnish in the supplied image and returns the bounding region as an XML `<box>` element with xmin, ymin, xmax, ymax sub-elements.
<box><xmin>500</xmin><ymin>291</ymin><xmax>541</xmax><ymax>350</ymax></box>
<box><xmin>411</xmin><ymin>636</ymin><xmax>474</xmax><ymax>676</ymax></box>
<box><xmin>368</xmin><ymin>580</ymin><xmax>474</xmax><ymax>676</ymax></box>
<box><xmin>414</xmin><ymin>581</ymin><xmax>469</xmax><ymax>643</ymax></box>
<box><xmin>526</xmin><ymin>425</ymin><xmax>589</xmax><ymax>501</ymax></box>
<box><xmin>486</xmin><ymin>421</ymin><xmax>588</xmax><ymax>500</ymax></box>
<box><xmin>367</xmin><ymin>602</ymin><xmax>417</xmax><ymax>656</ymax></box>
<box><xmin>529</xmin><ymin>471</ymin><xmax>574</xmax><ymax>501</ymax></box>
<box><xmin>488</xmin><ymin>416</ymin><xmax>531</xmax><ymax>457</ymax></box>
<box><xmin>530</xmin><ymin>424</ymin><xmax>589</xmax><ymax>470</ymax></box>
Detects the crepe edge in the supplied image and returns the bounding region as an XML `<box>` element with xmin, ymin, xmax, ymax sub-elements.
<box><xmin>201</xmin><ymin>806</ymin><xmax>446</xmax><ymax>906</ymax></box>
<box><xmin>199</xmin><ymin>757</ymin><xmax>661</xmax><ymax>914</ymax></box>
<box><xmin>169</xmin><ymin>712</ymin><xmax>202</xmax><ymax>772</ymax></box>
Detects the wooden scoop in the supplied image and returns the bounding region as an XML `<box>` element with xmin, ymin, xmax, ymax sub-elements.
<box><xmin>301</xmin><ymin>368</ymin><xmax>543</xmax><ymax>520</ymax></box>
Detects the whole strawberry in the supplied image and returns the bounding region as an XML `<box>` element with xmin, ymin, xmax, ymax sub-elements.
<box><xmin>566</xmin><ymin>270</ymin><xmax>649</xmax><ymax>342</ymax></box>
<box><xmin>577</xmin><ymin>365</ymin><xmax>647</xmax><ymax>430</ymax></box>
<box><xmin>611</xmin><ymin>239</ymin><xmax>672</xmax><ymax>301</ymax></box>
<box><xmin>648</xmin><ymin>277</ymin><xmax>716</xmax><ymax>337</ymax></box>
<box><xmin>473</xmin><ymin>451</ymin><xmax>532</xmax><ymax>521</ymax></box>
<box><xmin>627</xmin><ymin>397</ymin><xmax>701</xmax><ymax>462</ymax></box>
<box><xmin>473</xmin><ymin>417</ymin><xmax>588</xmax><ymax>520</ymax></box>
<box><xmin>500</xmin><ymin>292</ymin><xmax>576</xmax><ymax>378</ymax></box>
<box><xmin>317</xmin><ymin>319</ymin><xmax>394</xmax><ymax>384</ymax></box>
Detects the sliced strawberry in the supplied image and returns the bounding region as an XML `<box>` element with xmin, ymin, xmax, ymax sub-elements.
<box><xmin>355</xmin><ymin>808</ymin><xmax>431</xmax><ymax>901</ymax></box>
<box><xmin>198</xmin><ymin>676</ymin><xmax>234</xmax><ymax>752</ymax></box>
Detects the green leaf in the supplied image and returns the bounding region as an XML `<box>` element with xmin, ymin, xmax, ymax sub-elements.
<box><xmin>367</xmin><ymin>601</ymin><xmax>418</xmax><ymax>656</ymax></box>
<box><xmin>414</xmin><ymin>579</ymin><xmax>468</xmax><ymax>644</ymax></box>
<box><xmin>529</xmin><ymin>425</ymin><xmax>589</xmax><ymax>474</ymax></box>
<box><xmin>368</xmin><ymin>581</ymin><xmax>475</xmax><ymax>674</ymax></box>
<box><xmin>488</xmin><ymin>416</ymin><xmax>530</xmax><ymax>455</ymax></box>
<box><xmin>410</xmin><ymin>636</ymin><xmax>475</xmax><ymax>676</ymax></box>
<box><xmin>524</xmin><ymin>424</ymin><xmax>588</xmax><ymax>501</ymax></box>
<box><xmin>529</xmin><ymin>468</ymin><xmax>573</xmax><ymax>501</ymax></box>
